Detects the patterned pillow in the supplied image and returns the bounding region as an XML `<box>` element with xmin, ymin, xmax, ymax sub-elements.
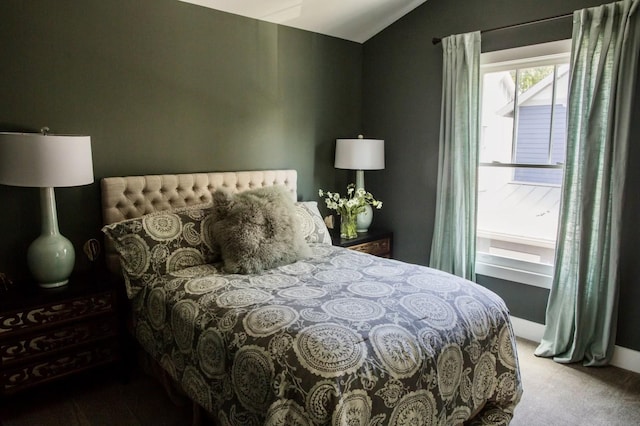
<box><xmin>294</xmin><ymin>201</ymin><xmax>332</xmax><ymax>244</ymax></box>
<box><xmin>102</xmin><ymin>204</ymin><xmax>219</xmax><ymax>298</ymax></box>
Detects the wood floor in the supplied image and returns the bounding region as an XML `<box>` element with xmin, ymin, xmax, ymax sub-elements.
<box><xmin>0</xmin><ymin>365</ymin><xmax>195</xmax><ymax>426</ymax></box>
<box><xmin>1</xmin><ymin>338</ymin><xmax>639</xmax><ymax>426</ymax></box>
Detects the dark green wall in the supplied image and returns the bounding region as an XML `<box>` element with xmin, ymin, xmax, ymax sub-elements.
<box><xmin>363</xmin><ymin>0</ymin><xmax>640</xmax><ymax>351</ymax></box>
<box><xmin>2</xmin><ymin>0</ymin><xmax>638</xmax><ymax>352</ymax></box>
<box><xmin>0</xmin><ymin>0</ymin><xmax>362</xmax><ymax>279</ymax></box>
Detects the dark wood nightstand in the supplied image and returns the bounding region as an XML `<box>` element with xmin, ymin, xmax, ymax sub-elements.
<box><xmin>332</xmin><ymin>229</ymin><xmax>393</xmax><ymax>258</ymax></box>
<box><xmin>0</xmin><ymin>269</ymin><xmax>121</xmax><ymax>395</ymax></box>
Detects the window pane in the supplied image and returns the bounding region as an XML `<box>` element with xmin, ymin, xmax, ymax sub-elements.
<box><xmin>477</xmin><ymin>166</ymin><xmax>561</xmax><ymax>265</ymax></box>
<box><xmin>480</xmin><ymin>64</ymin><xmax>569</xmax><ymax>175</ymax></box>
<box><xmin>513</xmin><ymin>65</ymin><xmax>569</xmax><ymax>184</ymax></box>
<box><xmin>513</xmin><ymin>66</ymin><xmax>555</xmax><ymax>168</ymax></box>
<box><xmin>480</xmin><ymin>71</ymin><xmax>515</xmax><ymax>163</ymax></box>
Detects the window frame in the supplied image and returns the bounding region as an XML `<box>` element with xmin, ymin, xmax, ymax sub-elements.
<box><xmin>476</xmin><ymin>40</ymin><xmax>572</xmax><ymax>289</ymax></box>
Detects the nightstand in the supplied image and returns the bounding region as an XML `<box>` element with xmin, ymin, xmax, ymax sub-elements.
<box><xmin>332</xmin><ymin>229</ymin><xmax>393</xmax><ymax>258</ymax></box>
<box><xmin>0</xmin><ymin>269</ymin><xmax>121</xmax><ymax>395</ymax></box>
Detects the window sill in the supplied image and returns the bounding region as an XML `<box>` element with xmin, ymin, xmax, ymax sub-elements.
<box><xmin>475</xmin><ymin>260</ymin><xmax>552</xmax><ymax>289</ymax></box>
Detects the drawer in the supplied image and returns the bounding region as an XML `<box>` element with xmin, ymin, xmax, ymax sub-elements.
<box><xmin>0</xmin><ymin>318</ymin><xmax>118</xmax><ymax>365</ymax></box>
<box><xmin>0</xmin><ymin>292</ymin><xmax>114</xmax><ymax>335</ymax></box>
<box><xmin>349</xmin><ymin>237</ymin><xmax>391</xmax><ymax>257</ymax></box>
<box><xmin>1</xmin><ymin>340</ymin><xmax>120</xmax><ymax>395</ymax></box>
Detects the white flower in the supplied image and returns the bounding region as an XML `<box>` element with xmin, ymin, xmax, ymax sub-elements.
<box><xmin>318</xmin><ymin>183</ymin><xmax>383</xmax><ymax>216</ymax></box>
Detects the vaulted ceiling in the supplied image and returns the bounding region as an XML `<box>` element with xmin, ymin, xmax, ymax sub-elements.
<box><xmin>179</xmin><ymin>0</ymin><xmax>427</xmax><ymax>43</ymax></box>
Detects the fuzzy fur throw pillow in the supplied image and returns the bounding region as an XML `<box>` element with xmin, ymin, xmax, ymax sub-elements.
<box><xmin>211</xmin><ymin>185</ymin><xmax>310</xmax><ymax>274</ymax></box>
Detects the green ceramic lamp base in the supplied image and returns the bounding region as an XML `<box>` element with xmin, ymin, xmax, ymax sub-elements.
<box><xmin>27</xmin><ymin>188</ymin><xmax>75</xmax><ymax>288</ymax></box>
<box><xmin>355</xmin><ymin>170</ymin><xmax>373</xmax><ymax>232</ymax></box>
<box><xmin>356</xmin><ymin>204</ymin><xmax>373</xmax><ymax>232</ymax></box>
<box><xmin>27</xmin><ymin>234</ymin><xmax>75</xmax><ymax>288</ymax></box>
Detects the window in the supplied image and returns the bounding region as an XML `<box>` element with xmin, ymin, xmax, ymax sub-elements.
<box><xmin>476</xmin><ymin>40</ymin><xmax>571</xmax><ymax>288</ymax></box>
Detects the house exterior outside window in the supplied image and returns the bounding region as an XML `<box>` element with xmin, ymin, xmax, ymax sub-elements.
<box><xmin>476</xmin><ymin>40</ymin><xmax>571</xmax><ymax>288</ymax></box>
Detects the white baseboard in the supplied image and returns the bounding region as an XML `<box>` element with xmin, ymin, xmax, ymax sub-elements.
<box><xmin>510</xmin><ymin>316</ymin><xmax>545</xmax><ymax>342</ymax></box>
<box><xmin>611</xmin><ymin>345</ymin><xmax>640</xmax><ymax>374</ymax></box>
<box><xmin>510</xmin><ymin>316</ymin><xmax>640</xmax><ymax>374</ymax></box>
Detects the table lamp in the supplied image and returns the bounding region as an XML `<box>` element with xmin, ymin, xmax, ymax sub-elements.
<box><xmin>334</xmin><ymin>135</ymin><xmax>385</xmax><ymax>232</ymax></box>
<box><xmin>0</xmin><ymin>129</ymin><xmax>93</xmax><ymax>288</ymax></box>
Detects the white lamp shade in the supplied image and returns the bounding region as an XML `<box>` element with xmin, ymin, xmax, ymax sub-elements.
<box><xmin>0</xmin><ymin>132</ymin><xmax>93</xmax><ymax>187</ymax></box>
<box><xmin>335</xmin><ymin>138</ymin><xmax>385</xmax><ymax>170</ymax></box>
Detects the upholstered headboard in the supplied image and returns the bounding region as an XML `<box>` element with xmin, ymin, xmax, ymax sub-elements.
<box><xmin>100</xmin><ymin>169</ymin><xmax>297</xmax><ymax>273</ymax></box>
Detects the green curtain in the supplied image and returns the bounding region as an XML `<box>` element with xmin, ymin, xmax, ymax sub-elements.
<box><xmin>536</xmin><ymin>0</ymin><xmax>640</xmax><ymax>366</ymax></box>
<box><xmin>429</xmin><ymin>31</ymin><xmax>480</xmax><ymax>281</ymax></box>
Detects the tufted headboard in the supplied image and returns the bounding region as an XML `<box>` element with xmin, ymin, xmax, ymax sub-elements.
<box><xmin>100</xmin><ymin>169</ymin><xmax>297</xmax><ymax>274</ymax></box>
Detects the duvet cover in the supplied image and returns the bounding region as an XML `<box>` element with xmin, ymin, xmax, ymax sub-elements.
<box><xmin>131</xmin><ymin>244</ymin><xmax>522</xmax><ymax>425</ymax></box>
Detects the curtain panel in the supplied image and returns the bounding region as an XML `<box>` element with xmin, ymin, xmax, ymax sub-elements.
<box><xmin>536</xmin><ymin>0</ymin><xmax>640</xmax><ymax>366</ymax></box>
<box><xmin>429</xmin><ymin>31</ymin><xmax>481</xmax><ymax>281</ymax></box>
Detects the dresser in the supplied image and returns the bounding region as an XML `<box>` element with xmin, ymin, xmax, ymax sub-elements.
<box><xmin>0</xmin><ymin>270</ymin><xmax>121</xmax><ymax>395</ymax></box>
<box><xmin>331</xmin><ymin>229</ymin><xmax>393</xmax><ymax>258</ymax></box>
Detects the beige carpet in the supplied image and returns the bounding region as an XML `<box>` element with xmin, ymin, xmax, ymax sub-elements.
<box><xmin>511</xmin><ymin>339</ymin><xmax>640</xmax><ymax>426</ymax></box>
<box><xmin>1</xmin><ymin>338</ymin><xmax>639</xmax><ymax>425</ymax></box>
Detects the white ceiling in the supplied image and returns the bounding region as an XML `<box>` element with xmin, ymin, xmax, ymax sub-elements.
<box><xmin>179</xmin><ymin>0</ymin><xmax>427</xmax><ymax>43</ymax></box>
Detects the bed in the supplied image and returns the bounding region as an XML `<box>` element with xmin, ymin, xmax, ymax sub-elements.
<box><xmin>100</xmin><ymin>169</ymin><xmax>522</xmax><ymax>426</ymax></box>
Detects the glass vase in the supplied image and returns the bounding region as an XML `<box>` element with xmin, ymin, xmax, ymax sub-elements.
<box><xmin>340</xmin><ymin>210</ymin><xmax>358</xmax><ymax>239</ymax></box>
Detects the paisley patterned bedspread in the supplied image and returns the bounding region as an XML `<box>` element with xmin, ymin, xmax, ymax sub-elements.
<box><xmin>132</xmin><ymin>244</ymin><xmax>522</xmax><ymax>425</ymax></box>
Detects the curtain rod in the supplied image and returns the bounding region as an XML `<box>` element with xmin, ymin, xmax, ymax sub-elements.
<box><xmin>432</xmin><ymin>12</ymin><xmax>573</xmax><ymax>45</ymax></box>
